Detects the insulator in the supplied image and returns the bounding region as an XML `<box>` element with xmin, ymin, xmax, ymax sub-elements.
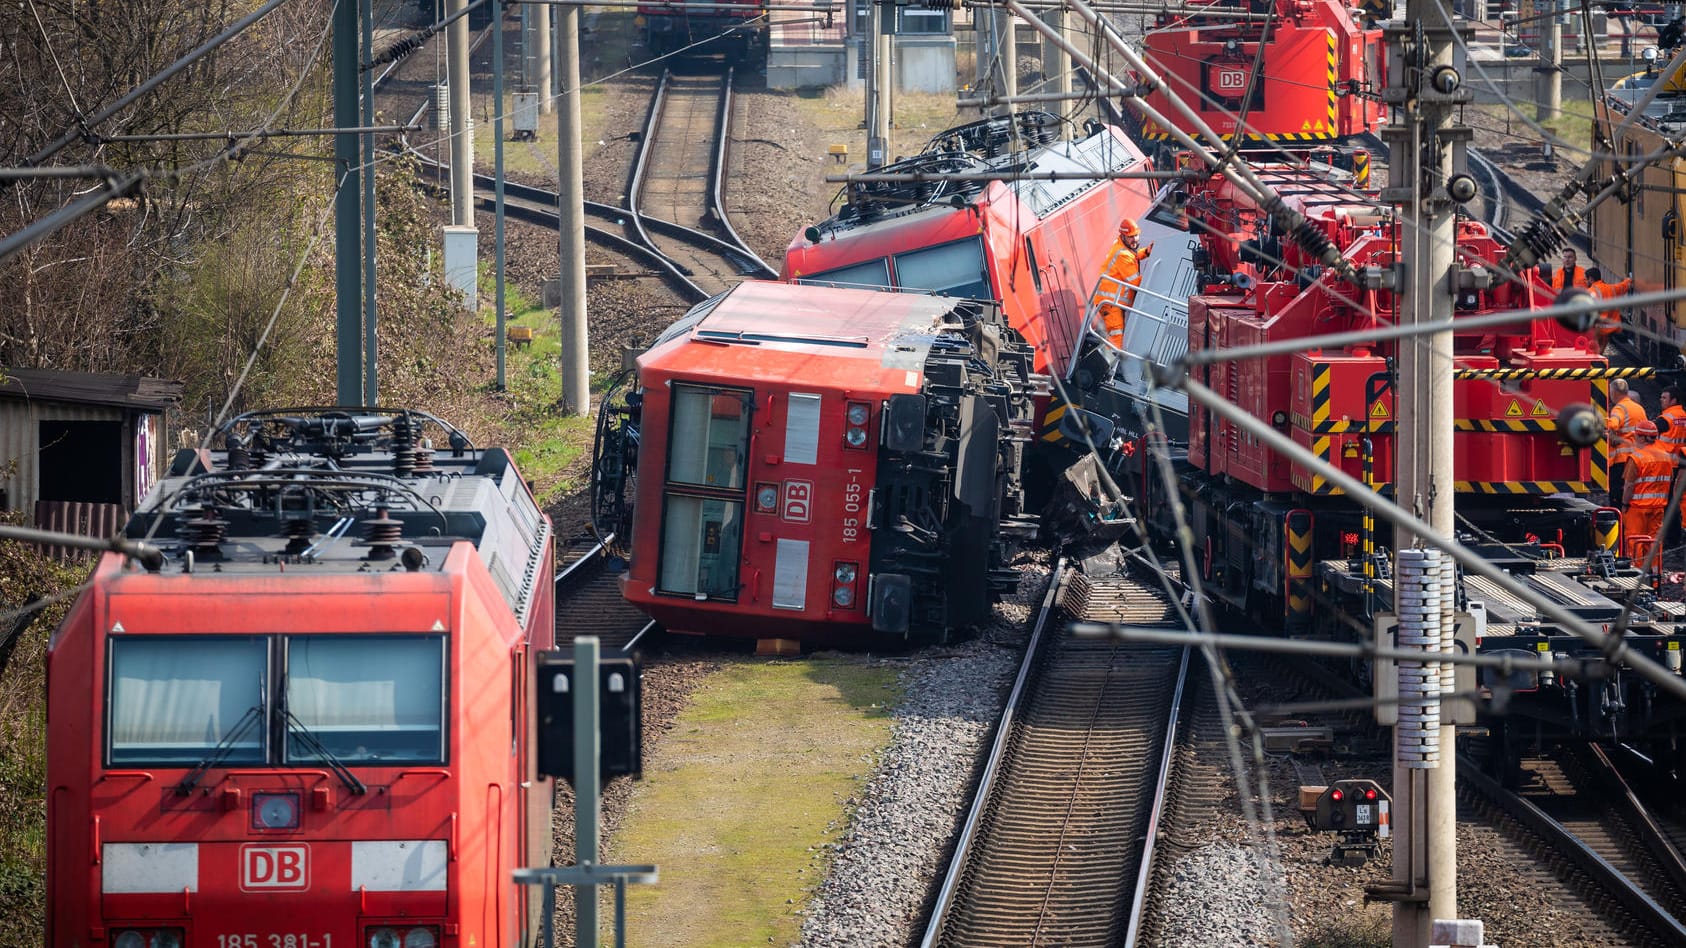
<box><xmin>412</xmin><ymin>438</ymin><xmax>437</xmax><ymax>475</ymax></box>
<box><xmin>363</xmin><ymin>506</ymin><xmax>402</xmax><ymax>560</ymax></box>
<box><xmin>284</xmin><ymin>517</ymin><xmax>315</xmax><ymax>555</ymax></box>
<box><xmin>184</xmin><ymin>506</ymin><xmax>228</xmax><ymax>558</ymax></box>
<box><xmin>1505</xmin><ymin>217</ymin><xmax>1564</xmax><ymax>270</ymax></box>
<box><xmin>224</xmin><ymin>433</ymin><xmax>251</xmax><ymax>471</ymax></box>
<box><xmin>391</xmin><ymin>414</ymin><xmax>418</xmax><ymax>477</ymax></box>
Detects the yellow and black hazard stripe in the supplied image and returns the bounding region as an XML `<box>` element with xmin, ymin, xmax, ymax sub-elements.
<box><xmin>1455</xmin><ymin>419</ymin><xmax>1559</xmax><ymax>432</ymax></box>
<box><xmin>1325</xmin><ymin>34</ymin><xmax>1338</xmax><ymax>132</ymax></box>
<box><xmin>1351</xmin><ymin>150</ymin><xmax>1371</xmax><ymax>188</ymax></box>
<box><xmin>1298</xmin><ymin>435</ymin><xmax>1342</xmax><ymax>494</ymax></box>
<box><xmin>1593</xmin><ymin>380</ymin><xmax>1609</xmax><ymax>491</ymax></box>
<box><xmin>1294</xmin><ymin>418</ymin><xmax>1560</xmax><ymax>433</ymax></box>
<box><xmin>1453</xmin><ymin>367</ymin><xmax>1659</xmax><ymax>381</ymax></box>
<box><xmin>1294</xmin><ymin>419</ymin><xmax>1394</xmax><ymax>433</ymax></box>
<box><xmin>1284</xmin><ymin>509</ymin><xmax>1314</xmax><ymax>632</ymax></box>
<box><xmin>1594</xmin><ymin>507</ymin><xmax>1621</xmax><ymax>552</ymax></box>
<box><xmin>1456</xmin><ymin>480</ymin><xmax>1597</xmax><ymax>494</ymax></box>
<box><xmin>1040</xmin><ymin>401</ymin><xmax>1071</xmax><ymax>443</ymax></box>
<box><xmin>1310</xmin><ymin>364</ymin><xmax>1331</xmax><ymax>431</ymax></box>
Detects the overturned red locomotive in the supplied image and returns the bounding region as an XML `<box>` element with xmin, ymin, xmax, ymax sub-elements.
<box><xmin>784</xmin><ymin>112</ymin><xmax>1158</xmax><ymax>378</ymax></box>
<box><xmin>596</xmin><ymin>281</ymin><xmax>1036</xmax><ymax>645</ymax></box>
<box><xmin>48</xmin><ymin>409</ymin><xmax>555</xmax><ymax>948</ymax></box>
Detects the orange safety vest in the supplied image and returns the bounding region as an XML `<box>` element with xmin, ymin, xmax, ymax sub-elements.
<box><xmin>1550</xmin><ymin>265</ymin><xmax>1587</xmax><ymax>292</ymax></box>
<box><xmin>1628</xmin><ymin>444</ymin><xmax>1674</xmax><ymax>507</ymax></box>
<box><xmin>1610</xmin><ymin>396</ymin><xmax>1649</xmax><ymax>464</ymax></box>
<box><xmin>1093</xmin><ymin>242</ymin><xmax>1152</xmax><ymax>346</ymax></box>
<box><xmin>1660</xmin><ymin>404</ymin><xmax>1686</xmax><ymax>456</ymax></box>
<box><xmin>1590</xmin><ymin>277</ymin><xmax>1633</xmax><ymax>341</ymax></box>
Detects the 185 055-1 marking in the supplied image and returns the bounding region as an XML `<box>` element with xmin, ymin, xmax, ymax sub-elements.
<box><xmin>842</xmin><ymin>470</ymin><xmax>863</xmax><ymax>543</ymax></box>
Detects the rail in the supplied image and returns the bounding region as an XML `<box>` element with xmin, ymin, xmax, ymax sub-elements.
<box><xmin>709</xmin><ymin>69</ymin><xmax>779</xmax><ymax>279</ymax></box>
<box><xmin>1460</xmin><ymin>757</ymin><xmax>1686</xmax><ymax>946</ymax></box>
<box><xmin>627</xmin><ymin>69</ymin><xmax>774</xmax><ymax>294</ymax></box>
<box><xmin>1591</xmin><ymin>743</ymin><xmax>1686</xmax><ymax>900</ymax></box>
<box><xmin>919</xmin><ymin>557</ymin><xmax>1070</xmax><ymax>946</ymax></box>
<box><xmin>1124</xmin><ymin>643</ymin><xmax>1191</xmax><ymax>945</ymax></box>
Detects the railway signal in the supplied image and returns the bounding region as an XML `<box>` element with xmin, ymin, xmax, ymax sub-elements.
<box><xmin>537</xmin><ymin>652</ymin><xmax>645</xmax><ymax>783</ymax></box>
<box><xmin>1306</xmin><ymin>779</ymin><xmax>1392</xmax><ymax>866</ymax></box>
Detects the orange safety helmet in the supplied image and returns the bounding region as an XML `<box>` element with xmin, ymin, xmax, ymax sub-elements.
<box><xmin>1118</xmin><ymin>218</ymin><xmax>1141</xmax><ymax>239</ymax></box>
<box><xmin>1635</xmin><ymin>419</ymin><xmax>1659</xmax><ymax>438</ymax></box>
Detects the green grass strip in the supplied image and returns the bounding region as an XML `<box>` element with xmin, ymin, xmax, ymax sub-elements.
<box><xmin>603</xmin><ymin>658</ymin><xmax>902</xmax><ymax>947</ymax></box>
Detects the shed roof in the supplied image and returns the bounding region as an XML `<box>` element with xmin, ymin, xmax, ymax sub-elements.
<box><xmin>0</xmin><ymin>368</ymin><xmax>182</xmax><ymax>412</ymax></box>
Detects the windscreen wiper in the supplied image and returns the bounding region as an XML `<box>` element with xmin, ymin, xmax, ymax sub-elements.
<box><xmin>285</xmin><ymin>710</ymin><xmax>368</xmax><ymax>795</ymax></box>
<box><xmin>173</xmin><ymin>705</ymin><xmax>262</xmax><ymax>795</ymax></box>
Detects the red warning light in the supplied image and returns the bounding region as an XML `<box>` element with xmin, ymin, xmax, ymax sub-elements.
<box><xmin>1365</xmin><ymin>788</ymin><xmax>1378</xmax><ymax>801</ymax></box>
<box><xmin>1330</xmin><ymin>788</ymin><xmax>1344</xmax><ymax>801</ymax></box>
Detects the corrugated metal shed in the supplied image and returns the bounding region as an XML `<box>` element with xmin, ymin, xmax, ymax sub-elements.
<box><xmin>0</xmin><ymin>367</ymin><xmax>181</xmax><ymax>518</ymax></box>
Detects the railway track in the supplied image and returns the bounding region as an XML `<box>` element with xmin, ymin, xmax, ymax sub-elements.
<box><xmin>627</xmin><ymin>68</ymin><xmax>778</xmax><ymax>296</ymax></box>
<box><xmin>371</xmin><ymin>15</ymin><xmax>772</xmax><ymax>302</ymax></box>
<box><xmin>555</xmin><ymin>533</ymin><xmax>658</xmax><ymax>653</ymax></box>
<box><xmin>921</xmin><ymin>562</ymin><xmax>1189</xmax><ymax>946</ymax></box>
<box><xmin>1461</xmin><ymin>750</ymin><xmax>1686</xmax><ymax>946</ymax></box>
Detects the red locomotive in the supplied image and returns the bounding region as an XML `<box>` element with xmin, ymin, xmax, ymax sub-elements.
<box><xmin>595</xmin><ymin>281</ymin><xmax>1036</xmax><ymax>645</ymax></box>
<box><xmin>48</xmin><ymin>409</ymin><xmax>555</xmax><ymax>948</ymax></box>
<box><xmin>637</xmin><ymin>0</ymin><xmax>765</xmax><ymax>57</ymax></box>
<box><xmin>783</xmin><ymin>113</ymin><xmax>1158</xmax><ymax>379</ymax></box>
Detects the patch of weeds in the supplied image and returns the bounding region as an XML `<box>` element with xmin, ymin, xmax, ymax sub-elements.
<box><xmin>1301</xmin><ymin>914</ymin><xmax>1390</xmax><ymax>948</ymax></box>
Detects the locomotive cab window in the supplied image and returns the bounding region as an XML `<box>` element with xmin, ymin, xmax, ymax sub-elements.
<box><xmin>105</xmin><ymin>634</ymin><xmax>446</xmax><ymax>768</ymax></box>
<box><xmin>659</xmin><ymin>383</ymin><xmax>752</xmax><ymax>601</ymax></box>
<box><xmin>108</xmin><ymin>637</ymin><xmax>269</xmax><ymax>766</ymax></box>
<box><xmin>285</xmin><ymin>636</ymin><xmax>446</xmax><ymax>764</ymax></box>
<box><xmin>893</xmin><ymin>237</ymin><xmax>990</xmax><ymax>300</ymax></box>
<box><xmin>667</xmin><ymin>385</ymin><xmax>751</xmax><ymax>489</ymax></box>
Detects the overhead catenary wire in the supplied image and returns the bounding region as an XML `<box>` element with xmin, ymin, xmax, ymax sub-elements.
<box><xmin>23</xmin><ymin>0</ymin><xmax>296</xmax><ymax>168</ymax></box>
<box><xmin>1172</xmin><ymin>374</ymin><xmax>1686</xmax><ymax>703</ymax></box>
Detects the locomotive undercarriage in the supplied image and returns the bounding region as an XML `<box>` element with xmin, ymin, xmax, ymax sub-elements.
<box><xmin>868</xmin><ymin>314</ymin><xmax>1038</xmax><ymax>642</ymax></box>
<box><xmin>1121</xmin><ymin>446</ymin><xmax>1686</xmax><ymax>770</ymax></box>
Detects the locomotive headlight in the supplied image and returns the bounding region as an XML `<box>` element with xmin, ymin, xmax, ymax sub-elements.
<box><xmin>403</xmin><ymin>928</ymin><xmax>441</xmax><ymax>948</ymax></box>
<box><xmin>833</xmin><ymin>585</ymin><xmax>856</xmax><ymax>606</ymax></box>
<box><xmin>368</xmin><ymin>928</ymin><xmax>402</xmax><ymax>948</ymax></box>
<box><xmin>149</xmin><ymin>931</ymin><xmax>184</xmax><ymax>948</ymax></box>
<box><xmin>846</xmin><ymin>403</ymin><xmax>870</xmax><ymax>426</ymax></box>
<box><xmin>114</xmin><ymin>932</ymin><xmax>145</xmax><ymax>948</ymax></box>
<box><xmin>845</xmin><ymin>427</ymin><xmax>868</xmax><ymax>448</ymax></box>
<box><xmin>756</xmin><ymin>484</ymin><xmax>779</xmax><ymax>512</ymax></box>
<box><xmin>835</xmin><ymin>563</ymin><xmax>857</xmax><ymax>584</ymax></box>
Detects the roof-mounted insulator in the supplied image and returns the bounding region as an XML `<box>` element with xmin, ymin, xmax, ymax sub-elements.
<box><xmin>185</xmin><ymin>506</ymin><xmax>228</xmax><ymax>560</ymax></box>
<box><xmin>412</xmin><ymin>438</ymin><xmax>437</xmax><ymax>475</ymax></box>
<box><xmin>391</xmin><ymin>414</ymin><xmax>418</xmax><ymax>478</ymax></box>
<box><xmin>363</xmin><ymin>506</ymin><xmax>402</xmax><ymax>561</ymax></box>
<box><xmin>284</xmin><ymin>517</ymin><xmax>315</xmax><ymax>556</ymax></box>
<box><xmin>225</xmin><ymin>433</ymin><xmax>251</xmax><ymax>471</ymax></box>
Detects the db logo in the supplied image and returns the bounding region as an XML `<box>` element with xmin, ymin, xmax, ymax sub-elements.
<box><xmin>781</xmin><ymin>480</ymin><xmax>813</xmax><ymax>523</ymax></box>
<box><xmin>1214</xmin><ymin>67</ymin><xmax>1248</xmax><ymax>92</ymax></box>
<box><xmin>240</xmin><ymin>844</ymin><xmax>309</xmax><ymax>892</ymax></box>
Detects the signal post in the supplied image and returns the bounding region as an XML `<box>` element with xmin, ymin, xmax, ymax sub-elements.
<box><xmin>1378</xmin><ymin>4</ymin><xmax>1468</xmax><ymax>944</ymax></box>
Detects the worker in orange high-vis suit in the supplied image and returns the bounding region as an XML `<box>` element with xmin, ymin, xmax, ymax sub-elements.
<box><xmin>1585</xmin><ymin>267</ymin><xmax>1634</xmax><ymax>350</ymax></box>
<box><xmin>1549</xmin><ymin>247</ymin><xmax>1587</xmax><ymax>292</ymax></box>
<box><xmin>1096</xmin><ymin>217</ymin><xmax>1153</xmax><ymax>349</ymax></box>
<box><xmin>1609</xmin><ymin>377</ymin><xmax>1648</xmax><ymax>506</ymax></box>
<box><xmin>1624</xmin><ymin>420</ymin><xmax>1672</xmax><ymax>561</ymax></box>
<box><xmin>1660</xmin><ymin>385</ymin><xmax>1686</xmax><ymax>544</ymax></box>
